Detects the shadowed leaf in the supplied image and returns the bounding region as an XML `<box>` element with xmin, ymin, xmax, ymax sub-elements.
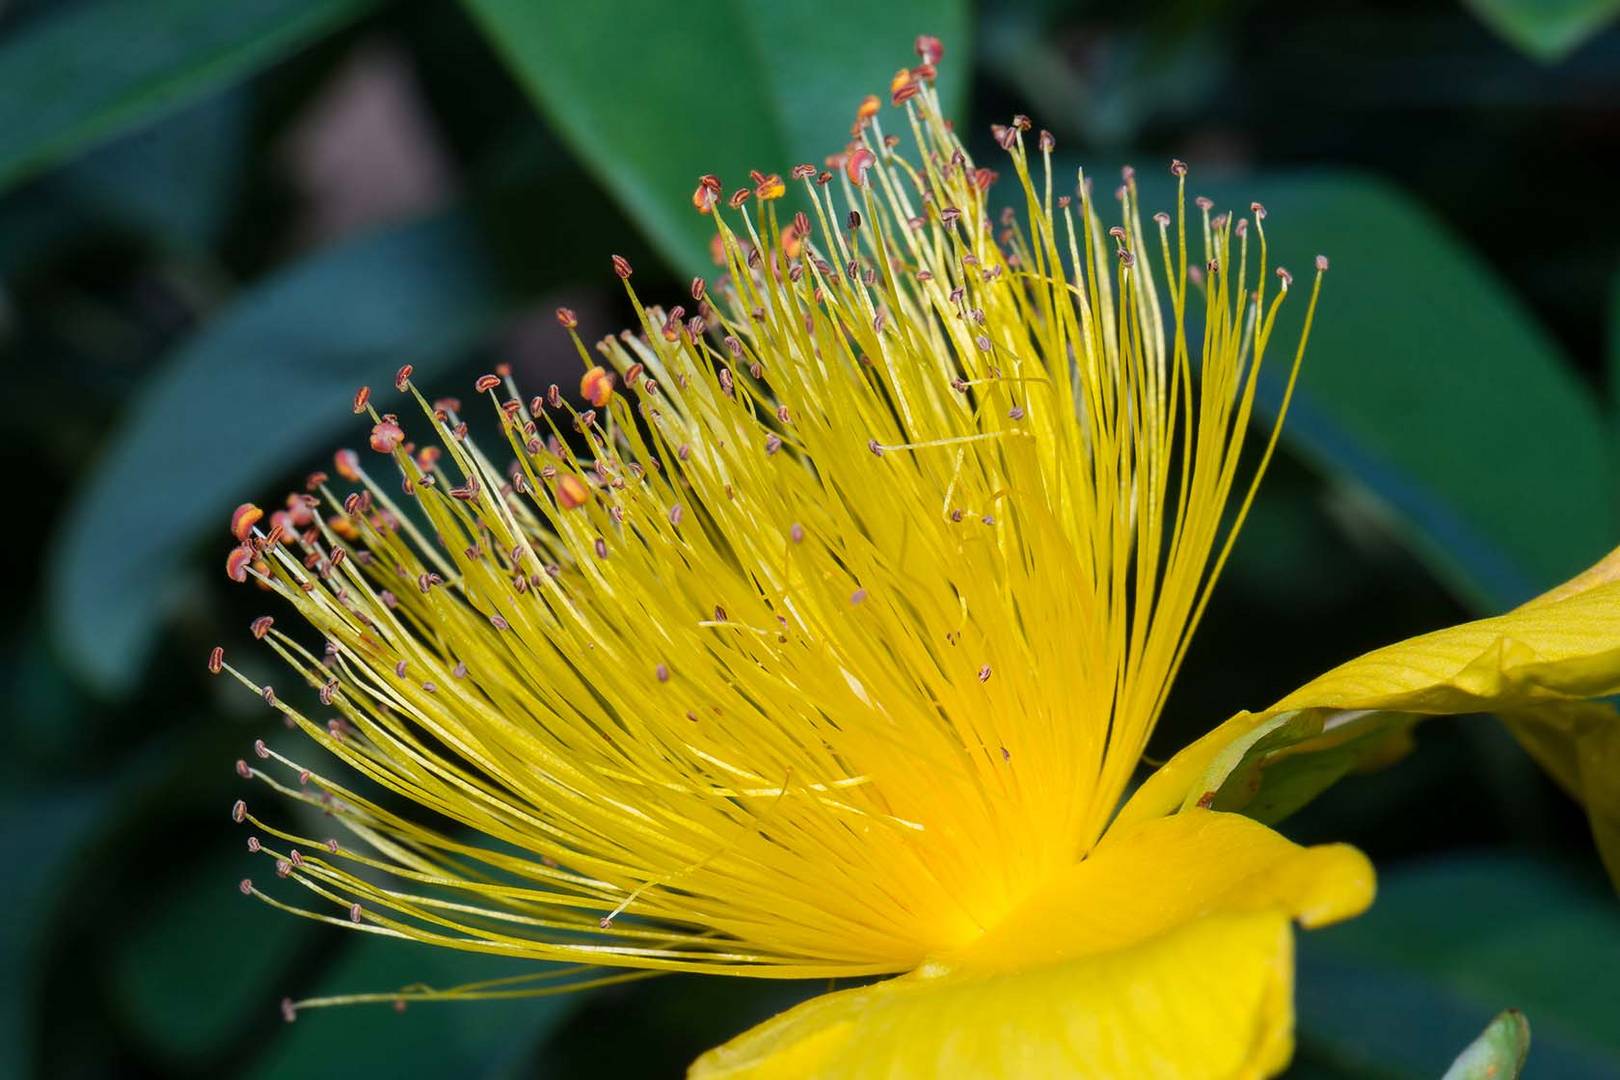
<box><xmin>0</xmin><ymin>0</ymin><xmax>382</xmax><ymax>192</ymax></box>
<box><xmin>1464</xmin><ymin>0</ymin><xmax>1620</xmax><ymax>61</ymax></box>
<box><xmin>47</xmin><ymin>208</ymin><xmax>512</xmax><ymax>694</ymax></box>
<box><xmin>461</xmin><ymin>0</ymin><xmax>970</xmax><ymax>272</ymax></box>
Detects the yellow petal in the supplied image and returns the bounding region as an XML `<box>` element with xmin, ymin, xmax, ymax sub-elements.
<box><xmin>1503</xmin><ymin>699</ymin><xmax>1620</xmax><ymax>889</ymax></box>
<box><xmin>1267</xmin><ymin>577</ymin><xmax>1620</xmax><ymax>715</ymax></box>
<box><xmin>690</xmin><ymin>810</ymin><xmax>1373</xmax><ymax>1079</ymax></box>
<box><xmin>1120</xmin><ymin>548</ymin><xmax>1620</xmax><ymax>830</ymax></box>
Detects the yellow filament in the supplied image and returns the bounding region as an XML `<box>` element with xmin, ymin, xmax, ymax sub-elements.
<box><xmin>224</xmin><ymin>74</ymin><xmax>1325</xmax><ymax>995</ymax></box>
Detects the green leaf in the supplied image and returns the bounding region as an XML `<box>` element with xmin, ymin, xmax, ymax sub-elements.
<box><xmin>1296</xmin><ymin>855</ymin><xmax>1620</xmax><ymax>1077</ymax></box>
<box><xmin>1224</xmin><ymin>172</ymin><xmax>1614</xmax><ymax>610</ymax></box>
<box><xmin>114</xmin><ymin>853</ymin><xmax>315</xmax><ymax>1066</ymax></box>
<box><xmin>461</xmin><ymin>0</ymin><xmax>970</xmax><ymax>273</ymax></box>
<box><xmin>0</xmin><ymin>90</ymin><xmax>249</xmax><ymax>274</ymax></box>
<box><xmin>46</xmin><ymin>208</ymin><xmax>514</xmax><ymax>696</ymax></box>
<box><xmin>1442</xmin><ymin>1010</ymin><xmax>1531</xmax><ymax>1080</ymax></box>
<box><xmin>0</xmin><ymin>0</ymin><xmax>383</xmax><ymax>194</ymax></box>
<box><xmin>1610</xmin><ymin>264</ymin><xmax>1620</xmax><ymax>415</ymax></box>
<box><xmin>54</xmin><ymin>88</ymin><xmax>251</xmax><ymax>250</ymax></box>
<box><xmin>1463</xmin><ymin>0</ymin><xmax>1620</xmax><ymax>62</ymax></box>
<box><xmin>0</xmin><ymin>788</ymin><xmax>112</xmax><ymax>1078</ymax></box>
<box><xmin>1609</xmin><ymin>265</ymin><xmax>1620</xmax><ymax>513</ymax></box>
<box><xmin>247</xmin><ymin>938</ymin><xmax>589</xmax><ymax>1077</ymax></box>
<box><xmin>1191</xmin><ymin>709</ymin><xmax>1418</xmax><ymax>825</ymax></box>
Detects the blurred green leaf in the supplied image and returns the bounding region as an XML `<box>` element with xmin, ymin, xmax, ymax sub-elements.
<box><xmin>1463</xmin><ymin>0</ymin><xmax>1620</xmax><ymax>61</ymax></box>
<box><xmin>47</xmin><ymin>208</ymin><xmax>514</xmax><ymax>695</ymax></box>
<box><xmin>0</xmin><ymin>90</ymin><xmax>250</xmax><ymax>276</ymax></box>
<box><xmin>56</xmin><ymin>90</ymin><xmax>251</xmax><ymax>250</ymax></box>
<box><xmin>1224</xmin><ymin>172</ymin><xmax>1614</xmax><ymax>610</ymax></box>
<box><xmin>248</xmin><ymin>938</ymin><xmax>588</xmax><ymax>1077</ymax></box>
<box><xmin>115</xmin><ymin>853</ymin><xmax>314</xmax><ymax>1066</ymax></box>
<box><xmin>1611</xmin><ymin>266</ymin><xmax>1620</xmax><ymax>396</ymax></box>
<box><xmin>461</xmin><ymin>0</ymin><xmax>969</xmax><ymax>272</ymax></box>
<box><xmin>0</xmin><ymin>0</ymin><xmax>380</xmax><ymax>193</ymax></box>
<box><xmin>0</xmin><ymin>787</ymin><xmax>112</xmax><ymax>1077</ymax></box>
<box><xmin>1610</xmin><ymin>265</ymin><xmax>1620</xmax><ymax>478</ymax></box>
<box><xmin>1295</xmin><ymin>855</ymin><xmax>1620</xmax><ymax>1078</ymax></box>
<box><xmin>1441</xmin><ymin>1009</ymin><xmax>1530</xmax><ymax>1080</ymax></box>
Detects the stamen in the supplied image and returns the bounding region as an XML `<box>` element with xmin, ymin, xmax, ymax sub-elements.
<box><xmin>216</xmin><ymin>41</ymin><xmax>1328</xmax><ymax>996</ymax></box>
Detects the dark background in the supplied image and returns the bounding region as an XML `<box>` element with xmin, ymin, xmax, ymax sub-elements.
<box><xmin>2</xmin><ymin>0</ymin><xmax>1618</xmax><ymax>1076</ymax></box>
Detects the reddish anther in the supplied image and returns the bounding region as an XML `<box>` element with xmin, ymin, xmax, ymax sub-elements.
<box><xmin>230</xmin><ymin>503</ymin><xmax>263</xmax><ymax>541</ymax></box>
<box><xmin>474</xmin><ymin>374</ymin><xmax>501</xmax><ymax>393</ymax></box>
<box><xmin>250</xmin><ymin>616</ymin><xmax>274</xmax><ymax>640</ymax></box>
<box><xmin>889</xmin><ymin>67</ymin><xmax>912</xmax><ymax>102</ymax></box>
<box><xmin>394</xmin><ymin>364</ymin><xmax>413</xmax><ymax>391</ymax></box>
<box><xmin>369</xmin><ymin>417</ymin><xmax>404</xmax><ymax>454</ymax></box>
<box><xmin>208</xmin><ymin>646</ymin><xmax>224</xmax><ymax>674</ymax></box>
<box><xmin>226</xmin><ymin>545</ymin><xmax>254</xmax><ymax>583</ymax></box>
<box><xmin>611</xmin><ymin>254</ymin><xmax>633</xmax><ymax>279</ymax></box>
<box><xmin>556</xmin><ymin>307</ymin><xmax>578</xmax><ymax>329</ymax></box>
<box><xmin>580</xmin><ymin>366</ymin><xmax>614</xmax><ymax>408</ymax></box>
<box><xmin>754</xmin><ymin>173</ymin><xmax>786</xmax><ymax>200</ymax></box>
<box><xmin>781</xmin><ymin>222</ymin><xmax>804</xmax><ymax>260</ymax></box>
<box><xmin>691</xmin><ymin>174</ymin><xmax>722</xmax><ymax>213</ymax></box>
<box><xmin>915</xmin><ymin>34</ymin><xmax>944</xmax><ymax>65</ymax></box>
<box><xmin>334</xmin><ymin>448</ymin><xmax>361</xmax><ymax>481</ymax></box>
<box><xmin>556</xmin><ymin>475</ymin><xmax>589</xmax><ymax>510</ymax></box>
<box><xmin>845</xmin><ymin>147</ymin><xmax>875</xmax><ymax>187</ymax></box>
<box><xmin>352</xmin><ymin>386</ymin><xmax>370</xmax><ymax>414</ymax></box>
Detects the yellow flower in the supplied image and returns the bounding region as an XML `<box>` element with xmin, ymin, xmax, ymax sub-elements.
<box><xmin>213</xmin><ymin>37</ymin><xmax>1620</xmax><ymax>1077</ymax></box>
